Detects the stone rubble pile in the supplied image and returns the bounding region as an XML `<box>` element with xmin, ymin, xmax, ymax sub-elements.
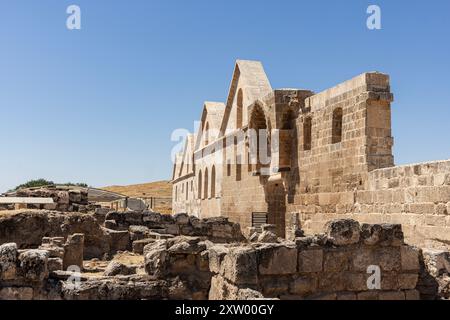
<box><xmin>1</xmin><ymin>217</ymin><xmax>449</xmax><ymax>300</ymax></box>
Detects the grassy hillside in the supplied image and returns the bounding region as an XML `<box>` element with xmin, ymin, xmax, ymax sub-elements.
<box><xmin>102</xmin><ymin>180</ymin><xmax>172</xmax><ymax>198</ymax></box>
<box><xmin>101</xmin><ymin>180</ymin><xmax>172</xmax><ymax>214</ymax></box>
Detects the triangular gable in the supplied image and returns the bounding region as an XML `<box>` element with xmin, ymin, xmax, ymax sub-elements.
<box><xmin>219</xmin><ymin>60</ymin><xmax>272</xmax><ymax>135</ymax></box>
<box><xmin>194</xmin><ymin>101</ymin><xmax>225</xmax><ymax>151</ymax></box>
<box><xmin>178</xmin><ymin>134</ymin><xmax>195</xmax><ymax>177</ymax></box>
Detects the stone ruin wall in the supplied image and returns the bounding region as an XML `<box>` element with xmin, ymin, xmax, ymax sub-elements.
<box><xmin>2</xmin><ymin>187</ymin><xmax>93</xmax><ymax>212</ymax></box>
<box><xmin>296</xmin><ymin>160</ymin><xmax>450</xmax><ymax>250</ymax></box>
<box><xmin>2</xmin><ymin>214</ymin><xmax>450</xmax><ymax>300</ymax></box>
<box><xmin>171</xmin><ymin>64</ymin><xmax>450</xmax><ymax>252</ymax></box>
<box><xmin>280</xmin><ymin>73</ymin><xmax>450</xmax><ymax>250</ymax></box>
<box><xmin>0</xmin><ymin>218</ymin><xmax>443</xmax><ymax>300</ymax></box>
<box><xmin>208</xmin><ymin>220</ymin><xmax>420</xmax><ymax>300</ymax></box>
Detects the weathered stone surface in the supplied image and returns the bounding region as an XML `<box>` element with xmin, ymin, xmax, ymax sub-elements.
<box><xmin>258</xmin><ymin>244</ymin><xmax>297</xmax><ymax>275</ymax></box>
<box><xmin>129</xmin><ymin>225</ymin><xmax>150</xmax><ymax>241</ymax></box>
<box><xmin>48</xmin><ymin>257</ymin><xmax>63</xmax><ymax>272</ymax></box>
<box><xmin>359</xmin><ymin>224</ymin><xmax>404</xmax><ymax>247</ymax></box>
<box><xmin>144</xmin><ymin>240</ymin><xmax>168</xmax><ymax>278</ymax></box>
<box><xmin>0</xmin><ymin>211</ymin><xmax>110</xmax><ymax>258</ymax></box>
<box><xmin>220</xmin><ymin>247</ymin><xmax>257</xmax><ymax>285</ymax></box>
<box><xmin>38</xmin><ymin>244</ymin><xmax>64</xmax><ymax>259</ymax></box>
<box><xmin>167</xmin><ymin>236</ymin><xmax>206</xmax><ymax>254</ymax></box>
<box><xmin>174</xmin><ymin>213</ymin><xmax>190</xmax><ymax>225</ymax></box>
<box><xmin>104</xmin><ymin>220</ymin><xmax>117</xmax><ymax>229</ymax></box>
<box><xmin>0</xmin><ymin>287</ymin><xmax>33</xmax><ymax>300</ymax></box>
<box><xmin>325</xmin><ymin>219</ymin><xmax>360</xmax><ymax>246</ymax></box>
<box><xmin>289</xmin><ymin>276</ymin><xmax>317</xmax><ymax>295</ymax></box>
<box><xmin>209</xmin><ymin>275</ymin><xmax>238</xmax><ymax>300</ymax></box>
<box><xmin>324</xmin><ymin>250</ymin><xmax>350</xmax><ymax>272</ymax></box>
<box><xmin>378</xmin><ymin>291</ymin><xmax>405</xmax><ymax>300</ymax></box>
<box><xmin>104</xmin><ymin>261</ymin><xmax>137</xmax><ymax>276</ymax></box>
<box><xmin>103</xmin><ymin>228</ymin><xmax>130</xmax><ymax>253</ymax></box>
<box><xmin>257</xmin><ymin>231</ymin><xmax>278</xmax><ymax>243</ymax></box>
<box><xmin>357</xmin><ymin>291</ymin><xmax>379</xmax><ymax>300</ymax></box>
<box><xmin>398</xmin><ymin>274</ymin><xmax>419</xmax><ymax>289</ymax></box>
<box><xmin>132</xmin><ymin>238</ymin><xmax>155</xmax><ymax>254</ymax></box>
<box><xmin>63</xmin><ymin>233</ymin><xmax>84</xmax><ymax>270</ymax></box>
<box><xmin>18</xmin><ymin>249</ymin><xmax>49</xmax><ymax>282</ymax></box>
<box><xmin>298</xmin><ymin>249</ymin><xmax>323</xmax><ymax>273</ymax></box>
<box><xmin>352</xmin><ymin>247</ymin><xmax>401</xmax><ymax>272</ymax></box>
<box><xmin>261</xmin><ymin>224</ymin><xmax>277</xmax><ymax>233</ymax></box>
<box><xmin>0</xmin><ymin>243</ymin><xmax>18</xmax><ymax>280</ymax></box>
<box><xmin>143</xmin><ymin>211</ymin><xmax>162</xmax><ymax>224</ymax></box>
<box><xmin>249</xmin><ymin>232</ymin><xmax>259</xmax><ymax>243</ymax></box>
<box><xmin>208</xmin><ymin>245</ymin><xmax>229</xmax><ymax>274</ymax></box>
<box><xmin>236</xmin><ymin>288</ymin><xmax>265</xmax><ymax>300</ymax></box>
<box><xmin>401</xmin><ymin>245</ymin><xmax>420</xmax><ymax>272</ymax></box>
<box><xmin>337</xmin><ymin>292</ymin><xmax>357</xmax><ymax>300</ymax></box>
<box><xmin>405</xmin><ymin>289</ymin><xmax>420</xmax><ymax>300</ymax></box>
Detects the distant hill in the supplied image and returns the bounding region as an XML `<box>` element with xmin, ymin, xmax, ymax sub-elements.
<box><xmin>101</xmin><ymin>180</ymin><xmax>172</xmax><ymax>214</ymax></box>
<box><xmin>101</xmin><ymin>180</ymin><xmax>172</xmax><ymax>198</ymax></box>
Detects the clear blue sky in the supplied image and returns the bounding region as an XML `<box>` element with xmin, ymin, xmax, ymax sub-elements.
<box><xmin>1</xmin><ymin>0</ymin><xmax>449</xmax><ymax>192</ymax></box>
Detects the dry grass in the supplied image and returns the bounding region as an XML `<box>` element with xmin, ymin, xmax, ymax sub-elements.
<box><xmin>101</xmin><ymin>180</ymin><xmax>172</xmax><ymax>198</ymax></box>
<box><xmin>101</xmin><ymin>180</ymin><xmax>172</xmax><ymax>214</ymax></box>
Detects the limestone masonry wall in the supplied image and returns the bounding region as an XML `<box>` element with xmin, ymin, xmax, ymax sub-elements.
<box><xmin>300</xmin><ymin>160</ymin><xmax>450</xmax><ymax>249</ymax></box>
<box><xmin>208</xmin><ymin>220</ymin><xmax>420</xmax><ymax>300</ymax></box>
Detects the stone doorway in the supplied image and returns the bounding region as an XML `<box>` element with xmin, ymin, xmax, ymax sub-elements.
<box><xmin>265</xmin><ymin>182</ymin><xmax>286</xmax><ymax>238</ymax></box>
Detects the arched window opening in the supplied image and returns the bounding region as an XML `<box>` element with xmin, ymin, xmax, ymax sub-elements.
<box><xmin>235</xmin><ymin>136</ymin><xmax>242</xmax><ymax>181</ymax></box>
<box><xmin>237</xmin><ymin>89</ymin><xmax>243</xmax><ymax>129</ymax></box>
<box><xmin>303</xmin><ymin>117</ymin><xmax>312</xmax><ymax>151</ymax></box>
<box><xmin>204</xmin><ymin>168</ymin><xmax>209</xmax><ymax>199</ymax></box>
<box><xmin>204</xmin><ymin>122</ymin><xmax>210</xmax><ymax>146</ymax></box>
<box><xmin>197</xmin><ymin>170</ymin><xmax>202</xmax><ymax>199</ymax></box>
<box><xmin>186</xmin><ymin>182</ymin><xmax>189</xmax><ymax>200</ymax></box>
<box><xmin>332</xmin><ymin>108</ymin><xmax>343</xmax><ymax>144</ymax></box>
<box><xmin>211</xmin><ymin>166</ymin><xmax>216</xmax><ymax>198</ymax></box>
<box><xmin>175</xmin><ymin>186</ymin><xmax>178</xmax><ymax>201</ymax></box>
<box><xmin>249</xmin><ymin>105</ymin><xmax>269</xmax><ymax>171</ymax></box>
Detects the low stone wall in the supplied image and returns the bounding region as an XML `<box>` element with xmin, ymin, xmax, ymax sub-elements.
<box><xmin>6</xmin><ymin>187</ymin><xmax>92</xmax><ymax>212</ymax></box>
<box><xmin>2</xmin><ymin>217</ymin><xmax>448</xmax><ymax>300</ymax></box>
<box><xmin>209</xmin><ymin>220</ymin><xmax>421</xmax><ymax>300</ymax></box>
<box><xmin>0</xmin><ymin>210</ymin><xmax>111</xmax><ymax>258</ymax></box>
<box><xmin>0</xmin><ymin>243</ymin><xmax>52</xmax><ymax>300</ymax></box>
<box><xmin>299</xmin><ymin>160</ymin><xmax>450</xmax><ymax>250</ymax></box>
<box><xmin>103</xmin><ymin>211</ymin><xmax>245</xmax><ymax>243</ymax></box>
<box><xmin>144</xmin><ymin>236</ymin><xmax>213</xmax><ymax>300</ymax></box>
<box><xmin>0</xmin><ymin>239</ymin><xmax>209</xmax><ymax>300</ymax></box>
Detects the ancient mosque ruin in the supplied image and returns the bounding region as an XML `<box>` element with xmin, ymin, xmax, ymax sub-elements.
<box><xmin>1</xmin><ymin>60</ymin><xmax>449</xmax><ymax>300</ymax></box>
<box><xmin>172</xmin><ymin>60</ymin><xmax>450</xmax><ymax>250</ymax></box>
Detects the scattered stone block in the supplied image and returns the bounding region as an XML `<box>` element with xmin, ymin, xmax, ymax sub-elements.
<box><xmin>18</xmin><ymin>249</ymin><xmax>49</xmax><ymax>282</ymax></box>
<box><xmin>132</xmin><ymin>238</ymin><xmax>156</xmax><ymax>254</ymax></box>
<box><xmin>257</xmin><ymin>231</ymin><xmax>278</xmax><ymax>243</ymax></box>
<box><xmin>63</xmin><ymin>233</ymin><xmax>84</xmax><ymax>270</ymax></box>
<box><xmin>220</xmin><ymin>247</ymin><xmax>257</xmax><ymax>285</ymax></box>
<box><xmin>325</xmin><ymin>219</ymin><xmax>360</xmax><ymax>246</ymax></box>
<box><xmin>258</xmin><ymin>244</ymin><xmax>297</xmax><ymax>275</ymax></box>
<box><xmin>48</xmin><ymin>257</ymin><xmax>63</xmax><ymax>272</ymax></box>
<box><xmin>0</xmin><ymin>243</ymin><xmax>18</xmax><ymax>280</ymax></box>
<box><xmin>104</xmin><ymin>261</ymin><xmax>137</xmax><ymax>276</ymax></box>
<box><xmin>401</xmin><ymin>245</ymin><xmax>420</xmax><ymax>272</ymax></box>
<box><xmin>0</xmin><ymin>287</ymin><xmax>33</xmax><ymax>300</ymax></box>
